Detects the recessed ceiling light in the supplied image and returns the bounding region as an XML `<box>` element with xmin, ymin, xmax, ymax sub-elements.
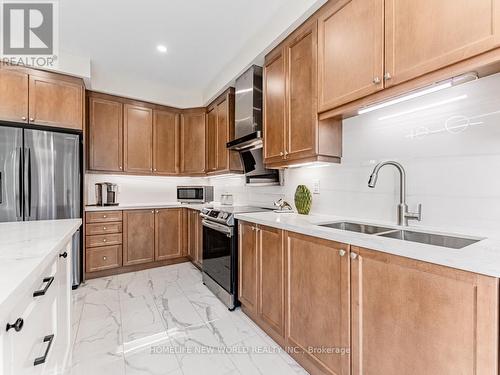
<box><xmin>156</xmin><ymin>45</ymin><xmax>167</xmax><ymax>53</ymax></box>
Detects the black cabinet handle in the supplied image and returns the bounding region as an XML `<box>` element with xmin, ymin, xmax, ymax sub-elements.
<box><xmin>6</xmin><ymin>318</ymin><xmax>24</xmax><ymax>332</ymax></box>
<box><xmin>59</xmin><ymin>252</ymin><xmax>67</xmax><ymax>258</ymax></box>
<box><xmin>34</xmin><ymin>334</ymin><xmax>54</xmax><ymax>366</ymax></box>
<box><xmin>33</xmin><ymin>277</ymin><xmax>54</xmax><ymax>297</ymax></box>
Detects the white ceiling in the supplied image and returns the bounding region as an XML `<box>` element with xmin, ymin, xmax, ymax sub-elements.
<box><xmin>59</xmin><ymin>0</ymin><xmax>326</xmax><ymax>108</ymax></box>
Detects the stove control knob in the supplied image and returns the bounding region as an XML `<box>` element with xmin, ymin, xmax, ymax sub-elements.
<box><xmin>223</xmin><ymin>212</ymin><xmax>229</xmax><ymax>219</ymax></box>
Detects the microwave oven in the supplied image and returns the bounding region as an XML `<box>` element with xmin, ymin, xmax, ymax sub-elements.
<box><xmin>177</xmin><ymin>186</ymin><xmax>214</xmax><ymax>203</ymax></box>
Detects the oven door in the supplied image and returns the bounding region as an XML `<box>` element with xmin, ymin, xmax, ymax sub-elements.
<box><xmin>202</xmin><ymin>220</ymin><xmax>235</xmax><ymax>293</ymax></box>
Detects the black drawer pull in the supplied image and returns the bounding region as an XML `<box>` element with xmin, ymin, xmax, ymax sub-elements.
<box><xmin>59</xmin><ymin>252</ymin><xmax>68</xmax><ymax>258</ymax></box>
<box><xmin>33</xmin><ymin>277</ymin><xmax>54</xmax><ymax>297</ymax></box>
<box><xmin>34</xmin><ymin>334</ymin><xmax>54</xmax><ymax>366</ymax></box>
<box><xmin>6</xmin><ymin>318</ymin><xmax>24</xmax><ymax>332</ymax></box>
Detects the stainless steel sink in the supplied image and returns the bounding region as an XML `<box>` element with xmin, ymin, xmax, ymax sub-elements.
<box><xmin>319</xmin><ymin>222</ymin><xmax>395</xmax><ymax>235</ymax></box>
<box><xmin>378</xmin><ymin>230</ymin><xmax>480</xmax><ymax>249</ymax></box>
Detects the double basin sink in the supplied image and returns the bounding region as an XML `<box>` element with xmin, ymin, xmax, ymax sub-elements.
<box><xmin>319</xmin><ymin>222</ymin><xmax>480</xmax><ymax>249</ymax></box>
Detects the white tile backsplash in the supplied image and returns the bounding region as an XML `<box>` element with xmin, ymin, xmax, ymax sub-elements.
<box><xmin>86</xmin><ymin>72</ymin><xmax>500</xmax><ymax>236</ymax></box>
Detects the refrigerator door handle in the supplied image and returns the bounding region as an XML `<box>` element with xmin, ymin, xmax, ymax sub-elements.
<box><xmin>16</xmin><ymin>147</ymin><xmax>23</xmax><ymax>219</ymax></box>
<box><xmin>24</xmin><ymin>147</ymin><xmax>32</xmax><ymax>218</ymax></box>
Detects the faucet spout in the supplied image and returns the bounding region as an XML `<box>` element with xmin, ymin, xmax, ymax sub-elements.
<box><xmin>367</xmin><ymin>161</ymin><xmax>420</xmax><ymax>226</ymax></box>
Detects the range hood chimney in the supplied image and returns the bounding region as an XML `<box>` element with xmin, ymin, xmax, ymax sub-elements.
<box><xmin>227</xmin><ymin>65</ymin><xmax>280</xmax><ymax>185</ymax></box>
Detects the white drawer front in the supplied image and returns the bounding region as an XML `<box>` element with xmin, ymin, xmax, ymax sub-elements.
<box><xmin>3</xmin><ymin>257</ymin><xmax>59</xmax><ymax>375</ymax></box>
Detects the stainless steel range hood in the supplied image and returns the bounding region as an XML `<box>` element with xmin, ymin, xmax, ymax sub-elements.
<box><xmin>227</xmin><ymin>65</ymin><xmax>280</xmax><ymax>185</ymax></box>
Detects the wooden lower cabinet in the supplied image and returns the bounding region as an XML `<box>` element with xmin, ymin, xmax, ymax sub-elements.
<box><xmin>239</xmin><ymin>228</ymin><xmax>499</xmax><ymax>375</ymax></box>
<box><xmin>155</xmin><ymin>208</ymin><xmax>183</xmax><ymax>260</ymax></box>
<box><xmin>86</xmin><ymin>245</ymin><xmax>122</xmax><ymax>273</ymax></box>
<box><xmin>187</xmin><ymin>209</ymin><xmax>203</xmax><ymax>267</ymax></box>
<box><xmin>350</xmin><ymin>246</ymin><xmax>499</xmax><ymax>375</ymax></box>
<box><xmin>238</xmin><ymin>222</ymin><xmax>259</xmax><ymax>315</ymax></box>
<box><xmin>123</xmin><ymin>210</ymin><xmax>155</xmax><ymax>266</ymax></box>
<box><xmin>286</xmin><ymin>232</ymin><xmax>350</xmax><ymax>375</ymax></box>
<box><xmin>238</xmin><ymin>222</ymin><xmax>285</xmax><ymax>343</ymax></box>
<box><xmin>85</xmin><ymin>209</ymin><xmax>193</xmax><ymax>278</ymax></box>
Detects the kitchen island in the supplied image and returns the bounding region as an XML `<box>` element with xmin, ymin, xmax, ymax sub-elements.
<box><xmin>0</xmin><ymin>219</ymin><xmax>81</xmax><ymax>375</ymax></box>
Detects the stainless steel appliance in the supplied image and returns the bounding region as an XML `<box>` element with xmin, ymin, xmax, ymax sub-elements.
<box><xmin>177</xmin><ymin>186</ymin><xmax>214</xmax><ymax>203</ymax></box>
<box><xmin>0</xmin><ymin>125</ymin><xmax>82</xmax><ymax>287</ymax></box>
<box><xmin>226</xmin><ymin>65</ymin><xmax>281</xmax><ymax>185</ymax></box>
<box><xmin>200</xmin><ymin>206</ymin><xmax>270</xmax><ymax>310</ymax></box>
<box><xmin>95</xmin><ymin>182</ymin><xmax>119</xmax><ymax>206</ymax></box>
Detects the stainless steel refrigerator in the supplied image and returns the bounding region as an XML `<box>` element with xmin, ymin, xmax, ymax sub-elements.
<box><xmin>0</xmin><ymin>125</ymin><xmax>82</xmax><ymax>287</ymax></box>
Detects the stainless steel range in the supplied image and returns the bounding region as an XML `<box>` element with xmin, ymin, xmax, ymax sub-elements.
<box><xmin>200</xmin><ymin>206</ymin><xmax>270</xmax><ymax>310</ymax></box>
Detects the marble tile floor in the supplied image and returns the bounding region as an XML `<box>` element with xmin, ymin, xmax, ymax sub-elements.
<box><xmin>65</xmin><ymin>262</ymin><xmax>309</xmax><ymax>375</ymax></box>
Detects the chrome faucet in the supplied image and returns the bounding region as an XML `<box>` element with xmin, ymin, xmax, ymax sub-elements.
<box><xmin>368</xmin><ymin>161</ymin><xmax>422</xmax><ymax>226</ymax></box>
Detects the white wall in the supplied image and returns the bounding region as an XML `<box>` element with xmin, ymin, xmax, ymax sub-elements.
<box><xmin>86</xmin><ymin>73</ymin><xmax>500</xmax><ymax>236</ymax></box>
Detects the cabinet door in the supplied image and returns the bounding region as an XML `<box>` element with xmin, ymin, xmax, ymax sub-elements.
<box><xmin>124</xmin><ymin>104</ymin><xmax>153</xmax><ymax>174</ymax></box>
<box><xmin>180</xmin><ymin>110</ymin><xmax>206</xmax><ymax>174</ymax></box>
<box><xmin>195</xmin><ymin>212</ymin><xmax>203</xmax><ymax>266</ymax></box>
<box><xmin>238</xmin><ymin>222</ymin><xmax>258</xmax><ymax>315</ymax></box>
<box><xmin>123</xmin><ymin>210</ymin><xmax>155</xmax><ymax>266</ymax></box>
<box><xmin>258</xmin><ymin>225</ymin><xmax>284</xmax><ymax>338</ymax></box>
<box><xmin>88</xmin><ymin>97</ymin><xmax>123</xmax><ymax>172</ymax></box>
<box><xmin>155</xmin><ymin>208</ymin><xmax>183</xmax><ymax>261</ymax></box>
<box><xmin>286</xmin><ymin>232</ymin><xmax>350</xmax><ymax>375</ymax></box>
<box><xmin>29</xmin><ymin>75</ymin><xmax>83</xmax><ymax>130</ymax></box>
<box><xmin>263</xmin><ymin>48</ymin><xmax>286</xmax><ymax>164</ymax></box>
<box><xmin>216</xmin><ymin>98</ymin><xmax>229</xmax><ymax>170</ymax></box>
<box><xmin>385</xmin><ymin>0</ymin><xmax>500</xmax><ymax>87</ymax></box>
<box><xmin>351</xmin><ymin>247</ymin><xmax>499</xmax><ymax>375</ymax></box>
<box><xmin>187</xmin><ymin>210</ymin><xmax>197</xmax><ymax>261</ymax></box>
<box><xmin>318</xmin><ymin>0</ymin><xmax>384</xmax><ymax>111</ymax></box>
<box><xmin>285</xmin><ymin>22</ymin><xmax>318</xmax><ymax>161</ymax></box>
<box><xmin>153</xmin><ymin>109</ymin><xmax>179</xmax><ymax>175</ymax></box>
<box><xmin>0</xmin><ymin>68</ymin><xmax>28</xmax><ymax>123</ymax></box>
<box><xmin>206</xmin><ymin>107</ymin><xmax>218</xmax><ymax>172</ymax></box>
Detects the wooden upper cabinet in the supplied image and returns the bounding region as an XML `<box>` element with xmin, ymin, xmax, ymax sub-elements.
<box><xmin>155</xmin><ymin>208</ymin><xmax>183</xmax><ymax>261</ymax></box>
<box><xmin>238</xmin><ymin>221</ymin><xmax>258</xmax><ymax>315</ymax></box>
<box><xmin>123</xmin><ymin>210</ymin><xmax>155</xmax><ymax>266</ymax></box>
<box><xmin>318</xmin><ymin>0</ymin><xmax>384</xmax><ymax>112</ymax></box>
<box><xmin>206</xmin><ymin>106</ymin><xmax>218</xmax><ymax>172</ymax></box>
<box><xmin>216</xmin><ymin>98</ymin><xmax>229</xmax><ymax>170</ymax></box>
<box><xmin>0</xmin><ymin>68</ymin><xmax>28</xmax><ymax>123</ymax></box>
<box><xmin>258</xmin><ymin>225</ymin><xmax>284</xmax><ymax>340</ymax></box>
<box><xmin>153</xmin><ymin>109</ymin><xmax>179</xmax><ymax>175</ymax></box>
<box><xmin>205</xmin><ymin>88</ymin><xmax>240</xmax><ymax>174</ymax></box>
<box><xmin>180</xmin><ymin>109</ymin><xmax>206</xmax><ymax>174</ymax></box>
<box><xmin>286</xmin><ymin>232</ymin><xmax>350</xmax><ymax>375</ymax></box>
<box><xmin>124</xmin><ymin>104</ymin><xmax>153</xmax><ymax>174</ymax></box>
<box><xmin>286</xmin><ymin>22</ymin><xmax>318</xmax><ymax>162</ymax></box>
<box><xmin>29</xmin><ymin>74</ymin><xmax>84</xmax><ymax>130</ymax></box>
<box><xmin>88</xmin><ymin>96</ymin><xmax>123</xmax><ymax>172</ymax></box>
<box><xmin>263</xmin><ymin>48</ymin><xmax>286</xmax><ymax>164</ymax></box>
<box><xmin>385</xmin><ymin>0</ymin><xmax>500</xmax><ymax>87</ymax></box>
<box><xmin>351</xmin><ymin>246</ymin><xmax>499</xmax><ymax>375</ymax></box>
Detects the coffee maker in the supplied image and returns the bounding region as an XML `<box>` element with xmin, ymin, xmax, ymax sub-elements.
<box><xmin>95</xmin><ymin>183</ymin><xmax>119</xmax><ymax>206</ymax></box>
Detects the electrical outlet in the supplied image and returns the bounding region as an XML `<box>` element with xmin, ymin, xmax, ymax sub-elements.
<box><xmin>312</xmin><ymin>179</ymin><xmax>320</xmax><ymax>194</ymax></box>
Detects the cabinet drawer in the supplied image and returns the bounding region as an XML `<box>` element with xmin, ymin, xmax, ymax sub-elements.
<box><xmin>3</xmin><ymin>257</ymin><xmax>58</xmax><ymax>375</ymax></box>
<box><xmin>86</xmin><ymin>233</ymin><xmax>122</xmax><ymax>248</ymax></box>
<box><xmin>86</xmin><ymin>245</ymin><xmax>122</xmax><ymax>272</ymax></box>
<box><xmin>86</xmin><ymin>222</ymin><xmax>122</xmax><ymax>235</ymax></box>
<box><xmin>85</xmin><ymin>211</ymin><xmax>122</xmax><ymax>223</ymax></box>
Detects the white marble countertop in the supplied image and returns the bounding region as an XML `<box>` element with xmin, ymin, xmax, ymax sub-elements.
<box><xmin>0</xmin><ymin>219</ymin><xmax>81</xmax><ymax>318</ymax></box>
<box><xmin>85</xmin><ymin>202</ymin><xmax>209</xmax><ymax>212</ymax></box>
<box><xmin>234</xmin><ymin>212</ymin><xmax>500</xmax><ymax>278</ymax></box>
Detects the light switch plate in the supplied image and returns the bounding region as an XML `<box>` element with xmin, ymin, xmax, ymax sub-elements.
<box><xmin>312</xmin><ymin>179</ymin><xmax>320</xmax><ymax>194</ymax></box>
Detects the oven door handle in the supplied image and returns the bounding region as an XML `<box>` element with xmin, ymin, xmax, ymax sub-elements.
<box><xmin>202</xmin><ymin>219</ymin><xmax>233</xmax><ymax>237</ymax></box>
